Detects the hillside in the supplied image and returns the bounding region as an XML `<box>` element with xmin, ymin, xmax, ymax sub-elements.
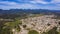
<box><xmin>0</xmin><ymin>9</ymin><xmax>60</xmax><ymax>19</ymax></box>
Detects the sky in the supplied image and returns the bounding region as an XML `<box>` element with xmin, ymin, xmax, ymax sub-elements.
<box><xmin>0</xmin><ymin>0</ymin><xmax>60</xmax><ymax>10</ymax></box>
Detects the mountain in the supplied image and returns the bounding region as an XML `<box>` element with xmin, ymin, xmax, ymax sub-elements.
<box><xmin>0</xmin><ymin>9</ymin><xmax>60</xmax><ymax>19</ymax></box>
<box><xmin>0</xmin><ymin>9</ymin><xmax>60</xmax><ymax>14</ymax></box>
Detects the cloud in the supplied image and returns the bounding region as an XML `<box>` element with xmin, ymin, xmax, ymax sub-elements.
<box><xmin>51</xmin><ymin>0</ymin><xmax>60</xmax><ymax>3</ymax></box>
<box><xmin>0</xmin><ymin>0</ymin><xmax>60</xmax><ymax>10</ymax></box>
<box><xmin>29</xmin><ymin>0</ymin><xmax>60</xmax><ymax>5</ymax></box>
<box><xmin>0</xmin><ymin>1</ymin><xmax>18</xmax><ymax>6</ymax></box>
<box><xmin>29</xmin><ymin>0</ymin><xmax>49</xmax><ymax>4</ymax></box>
<box><xmin>49</xmin><ymin>0</ymin><xmax>60</xmax><ymax>7</ymax></box>
<box><xmin>1</xmin><ymin>0</ymin><xmax>60</xmax><ymax>5</ymax></box>
<box><xmin>0</xmin><ymin>1</ymin><xmax>41</xmax><ymax>10</ymax></box>
<box><xmin>17</xmin><ymin>0</ymin><xmax>50</xmax><ymax>4</ymax></box>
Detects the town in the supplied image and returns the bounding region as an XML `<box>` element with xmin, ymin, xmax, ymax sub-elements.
<box><xmin>12</xmin><ymin>15</ymin><xmax>60</xmax><ymax>34</ymax></box>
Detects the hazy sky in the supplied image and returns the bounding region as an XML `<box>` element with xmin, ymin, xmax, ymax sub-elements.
<box><xmin>0</xmin><ymin>0</ymin><xmax>60</xmax><ymax>10</ymax></box>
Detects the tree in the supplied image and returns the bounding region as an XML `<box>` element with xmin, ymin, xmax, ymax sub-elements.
<box><xmin>28</xmin><ymin>30</ymin><xmax>39</xmax><ymax>34</ymax></box>
<box><xmin>42</xmin><ymin>27</ymin><xmax>58</xmax><ymax>34</ymax></box>
<box><xmin>2</xmin><ymin>19</ymin><xmax>22</xmax><ymax>34</ymax></box>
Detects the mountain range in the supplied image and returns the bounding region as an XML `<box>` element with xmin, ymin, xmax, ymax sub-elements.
<box><xmin>0</xmin><ymin>9</ymin><xmax>60</xmax><ymax>19</ymax></box>
<box><xmin>0</xmin><ymin>9</ymin><xmax>60</xmax><ymax>14</ymax></box>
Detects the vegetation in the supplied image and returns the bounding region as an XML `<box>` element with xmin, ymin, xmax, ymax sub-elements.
<box><xmin>28</xmin><ymin>30</ymin><xmax>39</xmax><ymax>34</ymax></box>
<box><xmin>23</xmin><ymin>25</ymin><xmax>27</xmax><ymax>28</ymax></box>
<box><xmin>0</xmin><ymin>18</ymin><xmax>22</xmax><ymax>34</ymax></box>
<box><xmin>0</xmin><ymin>27</ymin><xmax>13</xmax><ymax>34</ymax></box>
<box><xmin>42</xmin><ymin>27</ymin><xmax>58</xmax><ymax>34</ymax></box>
<box><xmin>47</xmin><ymin>23</ymin><xmax>50</xmax><ymax>26</ymax></box>
<box><xmin>29</xmin><ymin>14</ymin><xmax>43</xmax><ymax>18</ymax></box>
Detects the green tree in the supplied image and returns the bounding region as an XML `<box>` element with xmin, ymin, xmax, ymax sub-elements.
<box><xmin>42</xmin><ymin>27</ymin><xmax>58</xmax><ymax>34</ymax></box>
<box><xmin>0</xmin><ymin>19</ymin><xmax>22</xmax><ymax>34</ymax></box>
<box><xmin>28</xmin><ymin>30</ymin><xmax>39</xmax><ymax>34</ymax></box>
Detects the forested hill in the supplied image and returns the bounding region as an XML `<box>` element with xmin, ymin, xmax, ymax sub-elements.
<box><xmin>0</xmin><ymin>9</ymin><xmax>60</xmax><ymax>14</ymax></box>
<box><xmin>0</xmin><ymin>9</ymin><xmax>60</xmax><ymax>19</ymax></box>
